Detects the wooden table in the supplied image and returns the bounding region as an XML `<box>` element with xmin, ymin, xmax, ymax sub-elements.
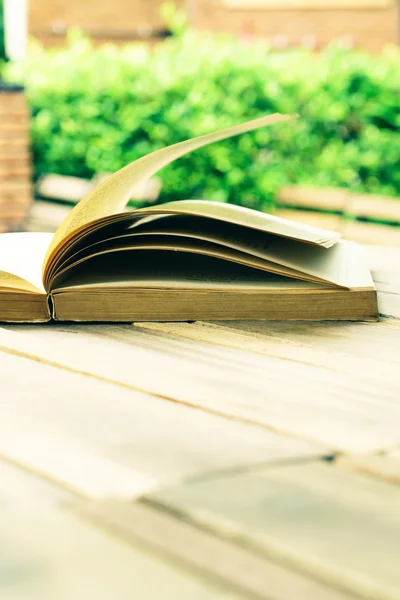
<box><xmin>1</xmin><ymin>210</ymin><xmax>400</xmax><ymax>600</ymax></box>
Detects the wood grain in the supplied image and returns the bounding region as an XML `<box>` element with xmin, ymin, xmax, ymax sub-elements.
<box><xmin>1</xmin><ymin>321</ymin><xmax>399</xmax><ymax>453</ymax></box>
<box><xmin>135</xmin><ymin>319</ymin><xmax>399</xmax><ymax>377</ymax></box>
<box><xmin>338</xmin><ymin>453</ymin><xmax>400</xmax><ymax>484</ymax></box>
<box><xmin>80</xmin><ymin>498</ymin><xmax>353</xmax><ymax>600</ymax></box>
<box><xmin>147</xmin><ymin>461</ymin><xmax>400</xmax><ymax>600</ymax></box>
<box><xmin>0</xmin><ymin>349</ymin><xmax>323</xmax><ymax>497</ymax></box>
<box><xmin>0</xmin><ymin>462</ymin><xmax>238</xmax><ymax>600</ymax></box>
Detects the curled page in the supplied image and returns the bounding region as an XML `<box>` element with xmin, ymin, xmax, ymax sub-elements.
<box><xmin>44</xmin><ymin>113</ymin><xmax>295</xmax><ymax>265</ymax></box>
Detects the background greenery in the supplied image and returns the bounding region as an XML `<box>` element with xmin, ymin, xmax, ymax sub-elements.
<box><xmin>3</xmin><ymin>26</ymin><xmax>400</xmax><ymax>209</ymax></box>
<box><xmin>0</xmin><ymin>0</ymin><xmax>6</xmax><ymax>61</ymax></box>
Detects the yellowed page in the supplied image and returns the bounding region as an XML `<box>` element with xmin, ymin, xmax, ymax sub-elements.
<box><xmin>0</xmin><ymin>233</ymin><xmax>53</xmax><ymax>293</ymax></box>
<box><xmin>45</xmin><ymin>113</ymin><xmax>295</xmax><ymax>264</ymax></box>
<box><xmin>50</xmin><ymin>237</ymin><xmax>332</xmax><ymax>292</ymax></box>
<box><xmin>52</xmin><ymin>222</ymin><xmax>344</xmax><ymax>287</ymax></box>
<box><xmin>133</xmin><ymin>200</ymin><xmax>341</xmax><ymax>247</ymax></box>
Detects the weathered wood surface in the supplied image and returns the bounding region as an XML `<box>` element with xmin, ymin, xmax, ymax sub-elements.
<box><xmin>146</xmin><ymin>461</ymin><xmax>400</xmax><ymax>600</ymax></box>
<box><xmin>0</xmin><ymin>350</ymin><xmax>324</xmax><ymax>498</ymax></box>
<box><xmin>1</xmin><ymin>315</ymin><xmax>399</xmax><ymax>453</ymax></box>
<box><xmin>1</xmin><ymin>207</ymin><xmax>400</xmax><ymax>599</ymax></box>
<box><xmin>0</xmin><ymin>462</ymin><xmax>243</xmax><ymax>600</ymax></box>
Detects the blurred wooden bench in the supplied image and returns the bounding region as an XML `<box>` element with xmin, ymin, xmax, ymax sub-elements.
<box><xmin>33</xmin><ymin>176</ymin><xmax>400</xmax><ymax>247</ymax></box>
<box><xmin>276</xmin><ymin>185</ymin><xmax>400</xmax><ymax>245</ymax></box>
<box><xmin>36</xmin><ymin>173</ymin><xmax>161</xmax><ymax>205</ymax></box>
<box><xmin>27</xmin><ymin>173</ymin><xmax>161</xmax><ymax>232</ymax></box>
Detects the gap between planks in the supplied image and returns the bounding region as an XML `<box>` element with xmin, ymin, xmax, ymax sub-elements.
<box><xmin>1</xmin><ymin>323</ymin><xmax>400</xmax><ymax>454</ymax></box>
<box><xmin>0</xmin><ymin>462</ymin><xmax>247</xmax><ymax>600</ymax></box>
<box><xmin>78</xmin><ymin>498</ymin><xmax>354</xmax><ymax>600</ymax></box>
<box><xmin>144</xmin><ymin>461</ymin><xmax>400</xmax><ymax>600</ymax></box>
<box><xmin>0</xmin><ymin>326</ymin><xmax>342</xmax><ymax>452</ymax></box>
<box><xmin>337</xmin><ymin>451</ymin><xmax>400</xmax><ymax>485</ymax></box>
<box><xmin>134</xmin><ymin>319</ymin><xmax>400</xmax><ymax>377</ymax></box>
<box><xmin>0</xmin><ymin>347</ymin><xmax>327</xmax><ymax>501</ymax></box>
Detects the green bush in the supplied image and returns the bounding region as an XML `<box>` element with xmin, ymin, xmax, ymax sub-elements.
<box><xmin>0</xmin><ymin>0</ymin><xmax>6</xmax><ymax>62</ymax></box>
<box><xmin>3</xmin><ymin>29</ymin><xmax>400</xmax><ymax>209</ymax></box>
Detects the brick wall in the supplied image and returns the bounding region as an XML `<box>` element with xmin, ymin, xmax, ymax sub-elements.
<box><xmin>29</xmin><ymin>0</ymin><xmax>398</xmax><ymax>51</ymax></box>
<box><xmin>194</xmin><ymin>1</ymin><xmax>399</xmax><ymax>51</ymax></box>
<box><xmin>0</xmin><ymin>89</ymin><xmax>32</xmax><ymax>232</ymax></box>
<box><xmin>29</xmin><ymin>0</ymin><xmax>184</xmax><ymax>45</ymax></box>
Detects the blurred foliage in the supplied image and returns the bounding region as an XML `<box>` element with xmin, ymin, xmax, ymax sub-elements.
<box><xmin>0</xmin><ymin>0</ymin><xmax>6</xmax><ymax>62</ymax></box>
<box><xmin>3</xmin><ymin>28</ymin><xmax>400</xmax><ymax>209</ymax></box>
<box><xmin>160</xmin><ymin>1</ymin><xmax>188</xmax><ymax>37</ymax></box>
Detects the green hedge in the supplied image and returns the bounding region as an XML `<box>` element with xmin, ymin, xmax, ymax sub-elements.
<box><xmin>0</xmin><ymin>0</ymin><xmax>6</xmax><ymax>61</ymax></box>
<box><xmin>4</xmin><ymin>29</ymin><xmax>400</xmax><ymax>209</ymax></box>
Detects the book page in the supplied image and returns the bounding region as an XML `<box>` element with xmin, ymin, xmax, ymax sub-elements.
<box><xmin>44</xmin><ymin>113</ymin><xmax>295</xmax><ymax>266</ymax></box>
<box><xmin>129</xmin><ymin>212</ymin><xmax>344</xmax><ymax>279</ymax></box>
<box><xmin>0</xmin><ymin>233</ymin><xmax>53</xmax><ymax>293</ymax></box>
<box><xmin>133</xmin><ymin>201</ymin><xmax>341</xmax><ymax>248</ymax></box>
<box><xmin>52</xmin><ymin>250</ymin><xmax>332</xmax><ymax>292</ymax></box>
<box><xmin>50</xmin><ymin>236</ymin><xmax>333</xmax><ymax>292</ymax></box>
<box><xmin>49</xmin><ymin>213</ymin><xmax>345</xmax><ymax>289</ymax></box>
<box><xmin>341</xmin><ymin>241</ymin><xmax>375</xmax><ymax>290</ymax></box>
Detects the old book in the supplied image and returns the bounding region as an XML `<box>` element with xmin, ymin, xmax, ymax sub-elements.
<box><xmin>0</xmin><ymin>114</ymin><xmax>378</xmax><ymax>323</ymax></box>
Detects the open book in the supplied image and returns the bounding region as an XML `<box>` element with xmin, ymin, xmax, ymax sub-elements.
<box><xmin>0</xmin><ymin>114</ymin><xmax>377</xmax><ymax>323</ymax></box>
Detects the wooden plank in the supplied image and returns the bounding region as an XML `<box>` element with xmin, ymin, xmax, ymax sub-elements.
<box><xmin>348</xmin><ymin>194</ymin><xmax>400</xmax><ymax>222</ymax></box>
<box><xmin>36</xmin><ymin>173</ymin><xmax>161</xmax><ymax>204</ymax></box>
<box><xmin>0</xmin><ymin>349</ymin><xmax>323</xmax><ymax>497</ymax></box>
<box><xmin>276</xmin><ymin>209</ymin><xmax>400</xmax><ymax>245</ymax></box>
<box><xmin>147</xmin><ymin>461</ymin><xmax>400</xmax><ymax>600</ymax></box>
<box><xmin>276</xmin><ymin>186</ymin><xmax>346</xmax><ymax>211</ymax></box>
<box><xmin>135</xmin><ymin>319</ymin><xmax>399</xmax><ymax>379</ymax></box>
<box><xmin>0</xmin><ymin>462</ymin><xmax>239</xmax><ymax>600</ymax></box>
<box><xmin>37</xmin><ymin>174</ymin><xmax>93</xmax><ymax>203</ymax></box>
<box><xmin>338</xmin><ymin>453</ymin><xmax>400</xmax><ymax>484</ymax></box>
<box><xmin>277</xmin><ymin>186</ymin><xmax>400</xmax><ymax>224</ymax></box>
<box><xmin>80</xmin><ymin>499</ymin><xmax>352</xmax><ymax>600</ymax></box>
<box><xmin>342</xmin><ymin>221</ymin><xmax>400</xmax><ymax>246</ymax></box>
<box><xmin>26</xmin><ymin>200</ymin><xmax>70</xmax><ymax>232</ymax></box>
<box><xmin>274</xmin><ymin>209</ymin><xmax>342</xmax><ymax>231</ymax></box>
<box><xmin>211</xmin><ymin>317</ymin><xmax>400</xmax><ymax>361</ymax></box>
<box><xmin>1</xmin><ymin>322</ymin><xmax>400</xmax><ymax>453</ymax></box>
